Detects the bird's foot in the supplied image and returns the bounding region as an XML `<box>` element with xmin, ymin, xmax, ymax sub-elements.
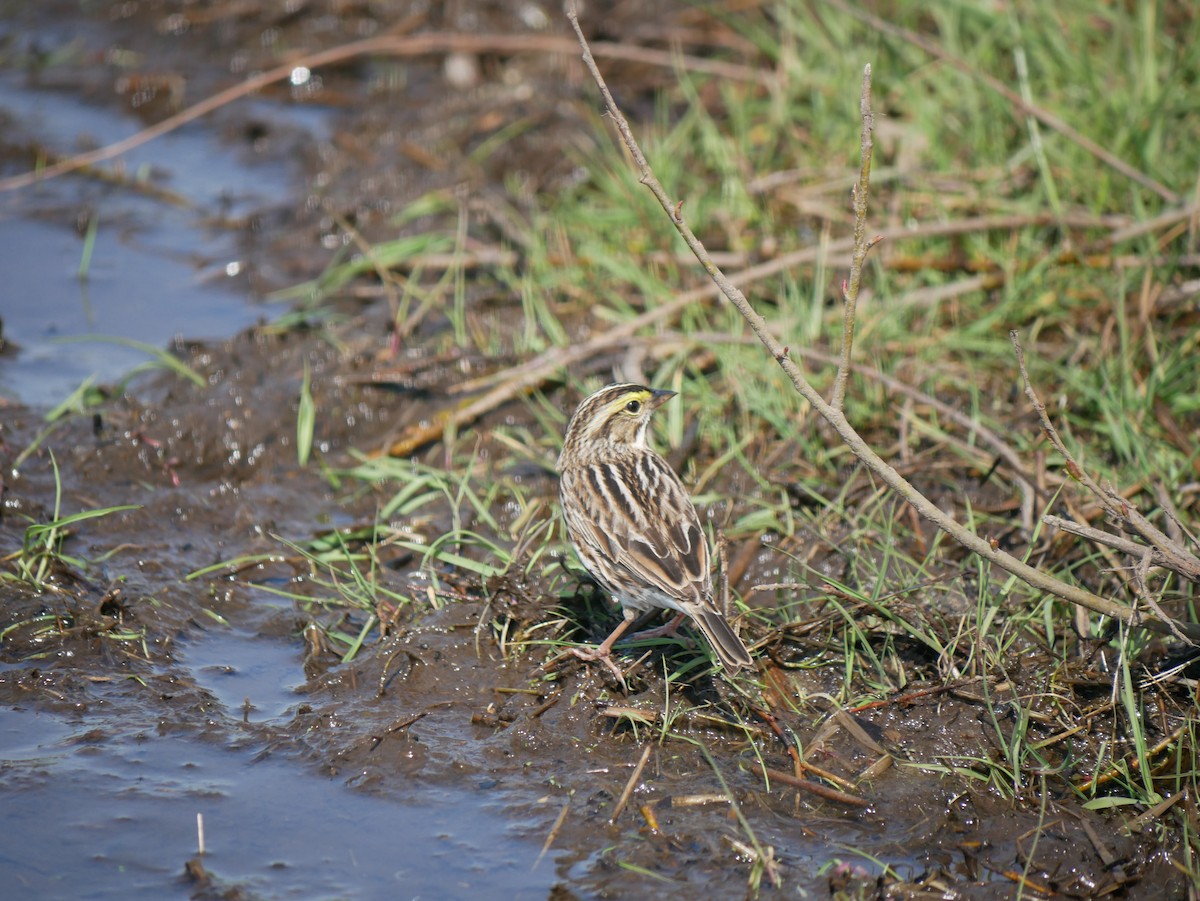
<box><xmin>539</xmin><ymin>647</ymin><xmax>630</xmax><ymax>691</ymax></box>
<box><xmin>567</xmin><ymin>645</ymin><xmax>628</xmax><ymax>691</ymax></box>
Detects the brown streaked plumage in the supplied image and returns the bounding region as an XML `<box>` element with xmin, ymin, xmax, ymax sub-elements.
<box><xmin>556</xmin><ymin>383</ymin><xmax>753</xmax><ymax>676</ymax></box>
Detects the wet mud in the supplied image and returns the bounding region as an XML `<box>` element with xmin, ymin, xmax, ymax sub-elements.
<box><xmin>0</xmin><ymin>2</ymin><xmax>1192</xmax><ymax>899</ymax></box>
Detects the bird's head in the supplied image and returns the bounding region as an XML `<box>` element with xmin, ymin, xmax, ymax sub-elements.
<box><xmin>559</xmin><ymin>383</ymin><xmax>676</xmax><ymax>461</ymax></box>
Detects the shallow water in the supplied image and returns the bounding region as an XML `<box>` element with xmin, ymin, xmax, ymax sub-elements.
<box><xmin>0</xmin><ymin>66</ymin><xmax>295</xmax><ymax>407</ymax></box>
<box><xmin>179</xmin><ymin>630</ymin><xmax>305</xmax><ymax>724</ymax></box>
<box><xmin>0</xmin><ymin>706</ymin><xmax>557</xmax><ymax>900</ymax></box>
<box><xmin>0</xmin><ymin>2</ymin><xmax>1190</xmax><ymax>898</ymax></box>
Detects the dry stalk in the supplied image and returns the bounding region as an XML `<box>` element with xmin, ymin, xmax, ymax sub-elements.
<box><xmin>830</xmin><ymin>74</ymin><xmax>879</xmax><ymax>412</ymax></box>
<box><xmin>0</xmin><ymin>32</ymin><xmax>771</xmax><ymax>193</ymax></box>
<box><xmin>377</xmin><ymin>209</ymin><xmax>1126</xmax><ymax>457</ymax></box>
<box><xmin>1013</xmin><ymin>331</ymin><xmax>1200</xmax><ymax>586</ymax></box>
<box><xmin>565</xmin><ymin>8</ymin><xmax>1200</xmax><ymax>642</ymax></box>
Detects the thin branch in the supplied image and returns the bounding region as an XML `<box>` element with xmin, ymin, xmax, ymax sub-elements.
<box><xmin>0</xmin><ymin>33</ymin><xmax>773</xmax><ymax>193</ymax></box>
<box><xmin>831</xmin><ymin>66</ymin><xmax>879</xmax><ymax>411</ymax></box>
<box><xmin>566</xmin><ymin>8</ymin><xmax>1200</xmax><ymax>642</ymax></box>
<box><xmin>382</xmin><ymin>213</ymin><xmax>1155</xmax><ymax>456</ymax></box>
<box><xmin>1156</xmin><ymin>484</ymin><xmax>1200</xmax><ymax>553</ymax></box>
<box><xmin>1012</xmin><ymin>330</ymin><xmax>1200</xmax><ymax>588</ymax></box>
<box><xmin>1042</xmin><ymin>514</ymin><xmax>1148</xmax><ymax>558</ymax></box>
<box><xmin>762</xmin><ymin>766</ymin><xmax>869</xmax><ymax>807</ymax></box>
<box><xmin>609</xmin><ymin>743</ymin><xmax>653</xmax><ymax>824</ymax></box>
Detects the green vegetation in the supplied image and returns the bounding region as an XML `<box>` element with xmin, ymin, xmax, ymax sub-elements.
<box><xmin>0</xmin><ymin>450</ymin><xmax>145</xmax><ymax>653</ymax></box>
<box><xmin>1</xmin><ymin>451</ymin><xmax>140</xmax><ymax>592</ymax></box>
<box><xmin>54</xmin><ymin>335</ymin><xmax>207</xmax><ymax>389</ymax></box>
<box><xmin>223</xmin><ymin>1</ymin><xmax>1200</xmax><ymax>891</ymax></box>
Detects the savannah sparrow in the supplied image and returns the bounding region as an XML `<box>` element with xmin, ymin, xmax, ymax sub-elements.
<box><xmin>557</xmin><ymin>383</ymin><xmax>753</xmax><ymax>674</ymax></box>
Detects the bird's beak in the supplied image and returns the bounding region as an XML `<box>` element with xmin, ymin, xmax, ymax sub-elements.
<box><xmin>648</xmin><ymin>389</ymin><xmax>677</xmax><ymax>409</ymax></box>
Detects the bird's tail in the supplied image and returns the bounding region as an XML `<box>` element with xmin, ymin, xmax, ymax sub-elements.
<box><xmin>690</xmin><ymin>608</ymin><xmax>753</xmax><ymax>672</ymax></box>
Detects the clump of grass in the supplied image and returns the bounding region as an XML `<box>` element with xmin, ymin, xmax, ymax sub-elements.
<box><xmin>58</xmin><ymin>335</ymin><xmax>206</xmax><ymax>386</ymax></box>
<box><xmin>191</xmin><ymin>447</ymin><xmax>563</xmax><ymax>662</ymax></box>
<box><xmin>0</xmin><ymin>451</ymin><xmax>140</xmax><ymax>592</ymax></box>
<box><xmin>0</xmin><ymin>451</ymin><xmax>146</xmax><ymax>657</ymax></box>
<box><xmin>265</xmin><ymin>0</ymin><xmax>1200</xmax><ymax>889</ymax></box>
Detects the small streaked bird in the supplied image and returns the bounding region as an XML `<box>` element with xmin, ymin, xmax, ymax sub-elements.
<box><xmin>556</xmin><ymin>383</ymin><xmax>753</xmax><ymax>676</ymax></box>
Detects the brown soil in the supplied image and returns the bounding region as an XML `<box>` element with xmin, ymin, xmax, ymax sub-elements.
<box><xmin>0</xmin><ymin>2</ymin><xmax>1191</xmax><ymax>899</ymax></box>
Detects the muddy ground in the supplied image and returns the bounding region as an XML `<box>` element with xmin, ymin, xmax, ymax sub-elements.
<box><xmin>0</xmin><ymin>1</ymin><xmax>1193</xmax><ymax>899</ymax></box>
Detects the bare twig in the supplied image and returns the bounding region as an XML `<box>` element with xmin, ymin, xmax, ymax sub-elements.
<box><xmin>1129</xmin><ymin>548</ymin><xmax>1187</xmax><ymax>643</ymax></box>
<box><xmin>1042</xmin><ymin>514</ymin><xmax>1148</xmax><ymax>558</ymax></box>
<box><xmin>1012</xmin><ymin>331</ymin><xmax>1200</xmax><ymax>589</ymax></box>
<box><xmin>1156</xmin><ymin>483</ymin><xmax>1200</xmax><ymax>553</ymax></box>
<box><xmin>1101</xmin><ymin>203</ymin><xmax>1200</xmax><ymax>249</ymax></box>
<box><xmin>0</xmin><ymin>33</ymin><xmax>773</xmax><ymax>194</ymax></box>
<box><xmin>762</xmin><ymin>766</ymin><xmax>870</xmax><ymax>807</ymax></box>
<box><xmin>831</xmin><ymin>67</ymin><xmax>879</xmax><ymax>411</ymax></box>
<box><xmin>566</xmin><ymin>8</ymin><xmax>1200</xmax><ymax>642</ymax></box>
<box><xmin>535</xmin><ymin>795</ymin><xmax>571</xmax><ymax>869</ymax></box>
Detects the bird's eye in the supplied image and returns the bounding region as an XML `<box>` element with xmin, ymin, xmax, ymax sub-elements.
<box><xmin>625</xmin><ymin>399</ymin><xmax>642</xmax><ymax>413</ymax></box>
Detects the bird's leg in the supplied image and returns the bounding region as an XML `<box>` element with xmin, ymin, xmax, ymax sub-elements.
<box><xmin>569</xmin><ymin>608</ymin><xmax>639</xmax><ymax>686</ymax></box>
<box><xmin>629</xmin><ymin>612</ymin><xmax>687</xmax><ymax>641</ymax></box>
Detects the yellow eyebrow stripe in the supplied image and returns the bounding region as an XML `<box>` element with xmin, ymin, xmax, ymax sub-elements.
<box><xmin>604</xmin><ymin>389</ymin><xmax>652</xmax><ymax>417</ymax></box>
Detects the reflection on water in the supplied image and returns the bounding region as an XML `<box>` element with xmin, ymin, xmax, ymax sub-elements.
<box><xmin>179</xmin><ymin>630</ymin><xmax>305</xmax><ymax>723</ymax></box>
<box><xmin>0</xmin><ymin>706</ymin><xmax>558</xmax><ymax>900</ymax></box>
<box><xmin>0</xmin><ymin>65</ymin><xmax>301</xmax><ymax>408</ymax></box>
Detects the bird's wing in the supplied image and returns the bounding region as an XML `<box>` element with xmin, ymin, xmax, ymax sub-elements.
<box><xmin>566</xmin><ymin>453</ymin><xmax>710</xmax><ymax>606</ymax></box>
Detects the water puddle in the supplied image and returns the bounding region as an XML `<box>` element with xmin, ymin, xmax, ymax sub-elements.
<box><xmin>0</xmin><ymin>67</ymin><xmax>303</xmax><ymax>408</ymax></box>
<box><xmin>0</xmin><ymin>702</ymin><xmax>76</xmax><ymax>763</ymax></box>
<box><xmin>0</xmin><ymin>706</ymin><xmax>559</xmax><ymax>899</ymax></box>
<box><xmin>180</xmin><ymin>630</ymin><xmax>304</xmax><ymax>723</ymax></box>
